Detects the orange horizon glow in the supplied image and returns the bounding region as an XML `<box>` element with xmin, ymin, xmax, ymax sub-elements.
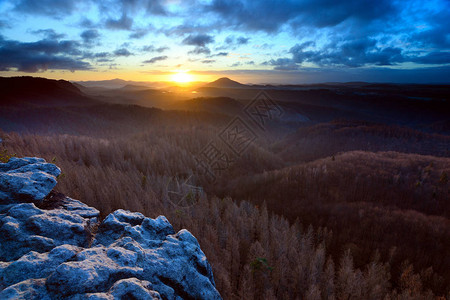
<box><xmin>0</xmin><ymin>68</ymin><xmax>270</xmax><ymax>85</ymax></box>
<box><xmin>0</xmin><ymin>69</ymin><xmax>218</xmax><ymax>83</ymax></box>
<box><xmin>170</xmin><ymin>70</ymin><xmax>194</xmax><ymax>84</ymax></box>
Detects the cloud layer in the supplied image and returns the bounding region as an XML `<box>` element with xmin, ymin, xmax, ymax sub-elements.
<box><xmin>0</xmin><ymin>35</ymin><xmax>90</xmax><ymax>72</ymax></box>
<box><xmin>0</xmin><ymin>0</ymin><xmax>448</xmax><ymax>82</ymax></box>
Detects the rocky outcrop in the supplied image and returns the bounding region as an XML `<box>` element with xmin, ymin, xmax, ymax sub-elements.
<box><xmin>0</xmin><ymin>157</ymin><xmax>221</xmax><ymax>299</ymax></box>
<box><xmin>0</xmin><ymin>157</ymin><xmax>61</xmax><ymax>202</ymax></box>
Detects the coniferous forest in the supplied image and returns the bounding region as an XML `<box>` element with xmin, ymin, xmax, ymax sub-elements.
<box><xmin>1</xmin><ymin>76</ymin><xmax>449</xmax><ymax>299</ymax></box>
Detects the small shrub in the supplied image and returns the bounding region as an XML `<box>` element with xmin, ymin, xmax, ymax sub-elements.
<box><xmin>250</xmin><ymin>257</ymin><xmax>273</xmax><ymax>274</ymax></box>
<box><xmin>0</xmin><ymin>148</ymin><xmax>16</xmax><ymax>163</ymax></box>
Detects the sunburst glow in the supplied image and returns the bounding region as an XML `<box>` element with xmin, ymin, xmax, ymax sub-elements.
<box><xmin>171</xmin><ymin>71</ymin><xmax>193</xmax><ymax>84</ymax></box>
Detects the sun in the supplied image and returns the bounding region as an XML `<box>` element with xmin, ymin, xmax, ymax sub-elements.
<box><xmin>171</xmin><ymin>71</ymin><xmax>193</xmax><ymax>84</ymax></box>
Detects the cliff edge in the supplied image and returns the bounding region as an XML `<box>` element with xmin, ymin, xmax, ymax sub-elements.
<box><xmin>0</xmin><ymin>157</ymin><xmax>221</xmax><ymax>299</ymax></box>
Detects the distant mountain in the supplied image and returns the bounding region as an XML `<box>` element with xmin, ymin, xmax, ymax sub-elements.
<box><xmin>118</xmin><ymin>84</ymin><xmax>152</xmax><ymax>91</ymax></box>
<box><xmin>204</xmin><ymin>77</ymin><xmax>247</xmax><ymax>88</ymax></box>
<box><xmin>0</xmin><ymin>76</ymin><xmax>96</xmax><ymax>106</ymax></box>
<box><xmin>75</xmin><ymin>78</ymin><xmax>166</xmax><ymax>89</ymax></box>
<box><xmin>71</xmin><ymin>82</ymin><xmax>88</xmax><ymax>90</ymax></box>
<box><xmin>75</xmin><ymin>78</ymin><xmax>129</xmax><ymax>89</ymax></box>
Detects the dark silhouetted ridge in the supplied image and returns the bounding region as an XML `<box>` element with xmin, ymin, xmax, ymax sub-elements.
<box><xmin>205</xmin><ymin>77</ymin><xmax>246</xmax><ymax>88</ymax></box>
<box><xmin>0</xmin><ymin>76</ymin><xmax>97</xmax><ymax>106</ymax></box>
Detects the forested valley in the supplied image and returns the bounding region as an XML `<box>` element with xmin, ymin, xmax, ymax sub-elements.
<box><xmin>1</xmin><ymin>76</ymin><xmax>449</xmax><ymax>299</ymax></box>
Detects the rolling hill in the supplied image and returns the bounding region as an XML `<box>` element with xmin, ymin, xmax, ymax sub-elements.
<box><xmin>0</xmin><ymin>76</ymin><xmax>97</xmax><ymax>106</ymax></box>
<box><xmin>203</xmin><ymin>77</ymin><xmax>248</xmax><ymax>88</ymax></box>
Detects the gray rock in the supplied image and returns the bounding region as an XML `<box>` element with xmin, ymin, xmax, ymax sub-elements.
<box><xmin>62</xmin><ymin>197</ymin><xmax>101</xmax><ymax>219</ymax></box>
<box><xmin>0</xmin><ymin>245</ymin><xmax>80</xmax><ymax>287</ymax></box>
<box><xmin>109</xmin><ymin>278</ymin><xmax>162</xmax><ymax>299</ymax></box>
<box><xmin>0</xmin><ymin>157</ymin><xmax>221</xmax><ymax>299</ymax></box>
<box><xmin>68</xmin><ymin>278</ymin><xmax>163</xmax><ymax>300</ymax></box>
<box><xmin>46</xmin><ymin>246</ymin><xmax>144</xmax><ymax>296</ymax></box>
<box><xmin>0</xmin><ymin>201</ymin><xmax>97</xmax><ymax>261</ymax></box>
<box><xmin>0</xmin><ymin>157</ymin><xmax>61</xmax><ymax>202</ymax></box>
<box><xmin>0</xmin><ymin>279</ymin><xmax>50</xmax><ymax>300</ymax></box>
<box><xmin>45</xmin><ymin>213</ymin><xmax>220</xmax><ymax>299</ymax></box>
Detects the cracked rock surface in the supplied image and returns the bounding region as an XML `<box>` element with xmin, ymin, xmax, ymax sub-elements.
<box><xmin>0</xmin><ymin>157</ymin><xmax>221</xmax><ymax>299</ymax></box>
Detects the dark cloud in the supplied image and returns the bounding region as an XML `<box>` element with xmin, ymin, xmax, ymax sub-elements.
<box><xmin>13</xmin><ymin>0</ymin><xmax>169</xmax><ymax>18</ymax></box>
<box><xmin>206</xmin><ymin>0</ymin><xmax>397</xmax><ymax>32</ymax></box>
<box><xmin>0</xmin><ymin>20</ymin><xmax>10</xmax><ymax>29</ymax></box>
<box><xmin>82</xmin><ymin>51</ymin><xmax>111</xmax><ymax>61</ymax></box>
<box><xmin>183</xmin><ymin>34</ymin><xmax>214</xmax><ymax>56</ymax></box>
<box><xmin>11</xmin><ymin>38</ymin><xmax>82</xmax><ymax>56</ymax></box>
<box><xmin>113</xmin><ymin>48</ymin><xmax>133</xmax><ymax>56</ymax></box>
<box><xmin>13</xmin><ymin>0</ymin><xmax>80</xmax><ymax>17</ymax></box>
<box><xmin>214</xmin><ymin>35</ymin><xmax>250</xmax><ymax>52</ymax></box>
<box><xmin>99</xmin><ymin>0</ymin><xmax>168</xmax><ymax>16</ymax></box>
<box><xmin>269</xmin><ymin>36</ymin><xmax>447</xmax><ymax>70</ymax></box>
<box><xmin>142</xmin><ymin>45</ymin><xmax>155</xmax><ymax>52</ymax></box>
<box><xmin>79</xmin><ymin>18</ymin><xmax>97</xmax><ymax>28</ymax></box>
<box><xmin>82</xmin><ymin>51</ymin><xmax>113</xmax><ymax>62</ymax></box>
<box><xmin>105</xmin><ymin>13</ymin><xmax>133</xmax><ymax>30</ymax></box>
<box><xmin>236</xmin><ymin>37</ymin><xmax>249</xmax><ymax>45</ymax></box>
<box><xmin>202</xmin><ymin>59</ymin><xmax>215</xmax><ymax>64</ymax></box>
<box><xmin>3</xmin><ymin>0</ymin><xmax>449</xmax><ymax>75</ymax></box>
<box><xmin>145</xmin><ymin>0</ymin><xmax>167</xmax><ymax>15</ymax></box>
<box><xmin>12</xmin><ymin>0</ymin><xmax>397</xmax><ymax>34</ymax></box>
<box><xmin>188</xmin><ymin>47</ymin><xmax>211</xmax><ymax>55</ymax></box>
<box><xmin>156</xmin><ymin>46</ymin><xmax>170</xmax><ymax>53</ymax></box>
<box><xmin>0</xmin><ymin>35</ymin><xmax>90</xmax><ymax>72</ymax></box>
<box><xmin>119</xmin><ymin>42</ymin><xmax>131</xmax><ymax>48</ymax></box>
<box><xmin>129</xmin><ymin>29</ymin><xmax>149</xmax><ymax>39</ymax></box>
<box><xmin>182</xmin><ymin>34</ymin><xmax>214</xmax><ymax>47</ymax></box>
<box><xmin>224</xmin><ymin>36</ymin><xmax>233</xmax><ymax>44</ymax></box>
<box><xmin>287</xmin><ymin>39</ymin><xmax>404</xmax><ymax>67</ymax></box>
<box><xmin>212</xmin><ymin>52</ymin><xmax>229</xmax><ymax>57</ymax></box>
<box><xmin>129</xmin><ymin>25</ymin><xmax>156</xmax><ymax>39</ymax></box>
<box><xmin>222</xmin><ymin>36</ymin><xmax>250</xmax><ymax>49</ymax></box>
<box><xmin>108</xmin><ymin>63</ymin><xmax>118</xmax><ymax>69</ymax></box>
<box><xmin>80</xmin><ymin>29</ymin><xmax>100</xmax><ymax>45</ymax></box>
<box><xmin>32</xmin><ymin>29</ymin><xmax>66</xmax><ymax>40</ymax></box>
<box><xmin>408</xmin><ymin>10</ymin><xmax>450</xmax><ymax>49</ymax></box>
<box><xmin>253</xmin><ymin>43</ymin><xmax>273</xmax><ymax>50</ymax></box>
<box><xmin>93</xmin><ymin>52</ymin><xmax>109</xmax><ymax>58</ymax></box>
<box><xmin>265</xmin><ymin>58</ymin><xmax>299</xmax><ymax>70</ymax></box>
<box><xmin>159</xmin><ymin>24</ymin><xmax>212</xmax><ymax>37</ymax></box>
<box><xmin>142</xmin><ymin>55</ymin><xmax>168</xmax><ymax>63</ymax></box>
<box><xmin>411</xmin><ymin>52</ymin><xmax>450</xmax><ymax>65</ymax></box>
<box><xmin>142</xmin><ymin>45</ymin><xmax>169</xmax><ymax>53</ymax></box>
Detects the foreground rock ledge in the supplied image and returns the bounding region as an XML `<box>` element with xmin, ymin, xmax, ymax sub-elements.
<box><xmin>0</xmin><ymin>157</ymin><xmax>221</xmax><ymax>300</ymax></box>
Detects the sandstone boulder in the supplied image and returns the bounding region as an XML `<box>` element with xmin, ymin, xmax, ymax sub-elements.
<box><xmin>0</xmin><ymin>157</ymin><xmax>221</xmax><ymax>299</ymax></box>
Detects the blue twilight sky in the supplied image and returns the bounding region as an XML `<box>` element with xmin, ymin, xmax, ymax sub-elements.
<box><xmin>0</xmin><ymin>0</ymin><xmax>449</xmax><ymax>83</ymax></box>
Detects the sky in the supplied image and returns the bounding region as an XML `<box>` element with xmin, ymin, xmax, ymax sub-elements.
<box><xmin>0</xmin><ymin>0</ymin><xmax>449</xmax><ymax>84</ymax></box>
